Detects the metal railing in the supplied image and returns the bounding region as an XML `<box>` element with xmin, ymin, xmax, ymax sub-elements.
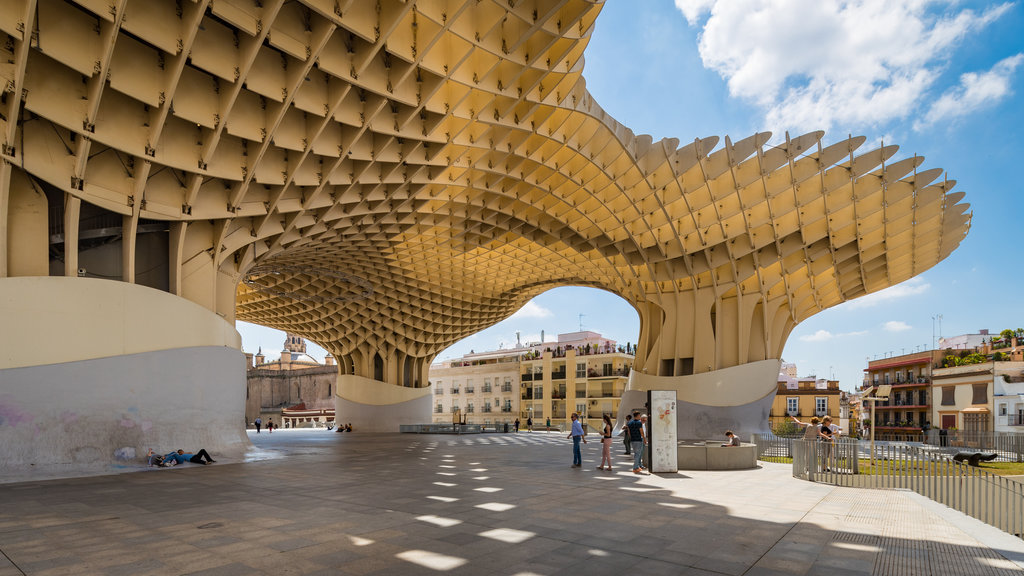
<box><xmin>924</xmin><ymin>430</ymin><xmax>1024</xmax><ymax>462</ymax></box>
<box><xmin>792</xmin><ymin>439</ymin><xmax>1024</xmax><ymax>539</ymax></box>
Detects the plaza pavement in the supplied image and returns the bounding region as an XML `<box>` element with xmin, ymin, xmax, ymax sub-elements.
<box><xmin>1</xmin><ymin>429</ymin><xmax>1024</xmax><ymax>576</ymax></box>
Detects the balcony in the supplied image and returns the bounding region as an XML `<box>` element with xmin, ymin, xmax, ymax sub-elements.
<box><xmin>521</xmin><ymin>373</ymin><xmax>533</xmax><ymax>382</ymax></box>
<box><xmin>483</xmin><ymin>406</ymin><xmax>492</xmax><ymax>413</ymax></box>
<box><xmin>451</xmin><ymin>388</ymin><xmax>460</xmax><ymax>395</ymax></box>
<box><xmin>501</xmin><ymin>406</ymin><xmax>512</xmax><ymax>413</ymax></box>
<box><xmin>551</xmin><ymin>370</ymin><xmax>567</xmax><ymax>380</ymax></box>
<box><xmin>1008</xmin><ymin>414</ymin><xmax>1024</xmax><ymax>426</ymax></box>
<box><xmin>482</xmin><ymin>385</ymin><xmax>491</xmax><ymax>393</ymax></box>
<box><xmin>465</xmin><ymin>387</ymin><xmax>474</xmax><ymax>394</ymax></box>
<box><xmin>501</xmin><ymin>384</ymin><xmax>513</xmax><ymax>392</ymax></box>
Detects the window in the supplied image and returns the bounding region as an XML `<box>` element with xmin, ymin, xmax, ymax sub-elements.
<box><xmin>465</xmin><ymin>379</ymin><xmax>474</xmax><ymax>394</ymax></box>
<box><xmin>435</xmin><ymin>404</ymin><xmax>443</xmax><ymax>413</ymax></box>
<box><xmin>502</xmin><ymin>378</ymin><xmax>513</xmax><ymax>392</ymax></box>
<box><xmin>466</xmin><ymin>403</ymin><xmax>474</xmax><ymax>413</ymax></box>
<box><xmin>450</xmin><ymin>404</ymin><xmax>459</xmax><ymax>413</ymax></box>
<box><xmin>435</xmin><ymin>382</ymin><xmax>444</xmax><ymax>395</ymax></box>
<box><xmin>787</xmin><ymin>397</ymin><xmax>798</xmax><ymax>416</ymax></box>
<box><xmin>534</xmin><ymin>385</ymin><xmax>543</xmax><ymax>399</ymax></box>
<box><xmin>1000</xmin><ymin>403</ymin><xmax>1008</xmax><ymax>416</ymax></box>
<box><xmin>941</xmin><ymin>386</ymin><xmax>955</xmax><ymax>406</ymax></box>
<box><xmin>576</xmin><ymin>362</ymin><xmax>586</xmax><ymax>378</ymax></box>
<box><xmin>576</xmin><ymin>403</ymin><xmax>586</xmax><ymax>417</ymax></box>
<box><xmin>815</xmin><ymin>397</ymin><xmax>827</xmax><ymax>416</ymax></box>
<box><xmin>482</xmin><ymin>379</ymin><xmax>492</xmax><ymax>393</ymax></box>
<box><xmin>973</xmin><ymin>384</ymin><xmax>988</xmax><ymax>405</ymax></box>
<box><xmin>483</xmin><ymin>402</ymin><xmax>491</xmax><ymax>413</ymax></box>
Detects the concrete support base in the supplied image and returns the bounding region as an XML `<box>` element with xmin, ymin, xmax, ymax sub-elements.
<box><xmin>618</xmin><ymin>359</ymin><xmax>780</xmax><ymax>441</ymax></box>
<box><xmin>0</xmin><ymin>277</ymin><xmax>249</xmax><ymax>474</ymax></box>
<box><xmin>334</xmin><ymin>374</ymin><xmax>433</xmax><ymax>432</ymax></box>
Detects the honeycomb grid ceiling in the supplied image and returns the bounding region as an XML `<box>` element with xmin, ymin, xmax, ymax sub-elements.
<box><xmin>0</xmin><ymin>0</ymin><xmax>971</xmax><ymax>365</ymax></box>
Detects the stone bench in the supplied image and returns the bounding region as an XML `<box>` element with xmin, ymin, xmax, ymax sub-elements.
<box><xmin>677</xmin><ymin>441</ymin><xmax>758</xmax><ymax>470</ymax></box>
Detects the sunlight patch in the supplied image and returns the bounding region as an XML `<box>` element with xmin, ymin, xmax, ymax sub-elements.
<box><xmin>475</xmin><ymin>502</ymin><xmax>516</xmax><ymax>512</ymax></box>
<box><xmin>479</xmin><ymin>528</ymin><xmax>535</xmax><ymax>544</ymax></box>
<box><xmin>474</xmin><ymin>487</ymin><xmax>502</xmax><ymax>493</ymax></box>
<box><xmin>348</xmin><ymin>536</ymin><xmax>374</xmax><ymax>546</ymax></box>
<box><xmin>396</xmin><ymin>550</ymin><xmax>467</xmax><ymax>571</ymax></box>
<box><xmin>658</xmin><ymin>502</ymin><xmax>695</xmax><ymax>509</ymax></box>
<box><xmin>427</xmin><ymin>496</ymin><xmax>459</xmax><ymax>503</ymax></box>
<box><xmin>433</xmin><ymin>481</ymin><xmax>456</xmax><ymax>487</ymax></box>
<box><xmin>830</xmin><ymin>541</ymin><xmax>881</xmax><ymax>553</ymax></box>
<box><xmin>416</xmin><ymin>515</ymin><xmax>463</xmax><ymax>528</ymax></box>
<box><xmin>473</xmin><ymin>476</ymin><xmax>490</xmax><ymax>480</ymax></box>
<box><xmin>588</xmin><ymin>549</ymin><xmax>610</xmax><ymax>557</ymax></box>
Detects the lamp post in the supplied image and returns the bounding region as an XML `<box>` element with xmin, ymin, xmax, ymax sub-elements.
<box><xmin>866</xmin><ymin>384</ymin><xmax>892</xmax><ymax>466</ymax></box>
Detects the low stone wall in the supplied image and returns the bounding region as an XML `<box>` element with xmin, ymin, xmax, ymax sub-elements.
<box><xmin>677</xmin><ymin>441</ymin><xmax>758</xmax><ymax>470</ymax></box>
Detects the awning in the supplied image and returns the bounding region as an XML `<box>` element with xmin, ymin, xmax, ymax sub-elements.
<box><xmin>961</xmin><ymin>405</ymin><xmax>990</xmax><ymax>413</ymax></box>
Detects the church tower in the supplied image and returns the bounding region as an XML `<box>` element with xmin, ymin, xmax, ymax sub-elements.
<box><xmin>284</xmin><ymin>333</ymin><xmax>307</xmax><ymax>354</ymax></box>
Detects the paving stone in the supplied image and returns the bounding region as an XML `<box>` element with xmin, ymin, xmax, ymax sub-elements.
<box><xmin>0</xmin><ymin>430</ymin><xmax>1023</xmax><ymax>575</ymax></box>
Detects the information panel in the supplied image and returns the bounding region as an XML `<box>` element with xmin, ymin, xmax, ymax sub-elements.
<box><xmin>648</xmin><ymin>390</ymin><xmax>678</xmax><ymax>473</ymax></box>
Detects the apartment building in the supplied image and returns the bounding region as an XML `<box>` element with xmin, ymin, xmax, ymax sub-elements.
<box><xmin>429</xmin><ymin>331</ymin><xmax>634</xmax><ymax>429</ymax></box>
<box><xmin>861</xmin><ymin>350</ymin><xmax>944</xmax><ymax>440</ymax></box>
<box><xmin>429</xmin><ymin>348</ymin><xmax>526</xmax><ymax>425</ymax></box>
<box><xmin>769</xmin><ymin>377</ymin><xmax>841</xmax><ymax>430</ymax></box>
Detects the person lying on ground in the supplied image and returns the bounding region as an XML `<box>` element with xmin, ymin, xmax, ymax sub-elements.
<box><xmin>164</xmin><ymin>448</ymin><xmax>217</xmax><ymax>465</ymax></box>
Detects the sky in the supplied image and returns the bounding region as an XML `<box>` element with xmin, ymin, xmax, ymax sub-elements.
<box><xmin>239</xmin><ymin>0</ymin><xmax>1024</xmax><ymax>392</ymax></box>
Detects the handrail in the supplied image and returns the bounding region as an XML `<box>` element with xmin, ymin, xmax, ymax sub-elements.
<box><xmin>787</xmin><ymin>438</ymin><xmax>1024</xmax><ymax>539</ymax></box>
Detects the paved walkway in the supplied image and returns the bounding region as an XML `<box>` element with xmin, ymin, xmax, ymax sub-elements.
<box><xmin>1</xmin><ymin>430</ymin><xmax>1023</xmax><ymax>575</ymax></box>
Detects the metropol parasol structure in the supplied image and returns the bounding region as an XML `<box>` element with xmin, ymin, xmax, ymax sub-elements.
<box><xmin>0</xmin><ymin>0</ymin><xmax>969</xmax><ymax>468</ymax></box>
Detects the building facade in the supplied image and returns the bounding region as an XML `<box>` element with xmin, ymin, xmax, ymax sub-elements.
<box><xmin>430</xmin><ymin>331</ymin><xmax>633</xmax><ymax>430</ymax></box>
<box><xmin>245</xmin><ymin>333</ymin><xmax>336</xmax><ymax>426</ymax></box>
<box><xmin>769</xmin><ymin>378</ymin><xmax>841</xmax><ymax>430</ymax></box>
<box><xmin>430</xmin><ymin>348</ymin><xmax>525</xmax><ymax>426</ymax></box>
<box><xmin>861</xmin><ymin>350</ymin><xmax>944</xmax><ymax>440</ymax></box>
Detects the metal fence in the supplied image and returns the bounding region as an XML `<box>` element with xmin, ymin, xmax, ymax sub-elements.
<box><xmin>792</xmin><ymin>439</ymin><xmax>1024</xmax><ymax>539</ymax></box>
<box><xmin>923</xmin><ymin>429</ymin><xmax>1024</xmax><ymax>462</ymax></box>
<box><xmin>752</xmin><ymin>433</ymin><xmax>803</xmax><ymax>459</ymax></box>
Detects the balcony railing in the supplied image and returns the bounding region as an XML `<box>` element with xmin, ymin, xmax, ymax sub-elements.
<box><xmin>551</xmin><ymin>371</ymin><xmax>567</xmax><ymax>380</ymax></box>
<box><xmin>521</xmin><ymin>373</ymin><xmax>533</xmax><ymax>382</ymax></box>
<box><xmin>465</xmin><ymin>388</ymin><xmax>474</xmax><ymax>394</ymax></box>
<box><xmin>1008</xmin><ymin>414</ymin><xmax>1024</xmax><ymax>426</ymax></box>
<box><xmin>501</xmin><ymin>384</ymin><xmax>512</xmax><ymax>392</ymax></box>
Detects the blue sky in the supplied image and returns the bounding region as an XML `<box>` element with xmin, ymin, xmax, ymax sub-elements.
<box><xmin>240</xmin><ymin>0</ymin><xmax>1024</xmax><ymax>391</ymax></box>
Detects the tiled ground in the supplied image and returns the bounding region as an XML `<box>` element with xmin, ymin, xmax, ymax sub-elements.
<box><xmin>1</xmin><ymin>430</ymin><xmax>1023</xmax><ymax>575</ymax></box>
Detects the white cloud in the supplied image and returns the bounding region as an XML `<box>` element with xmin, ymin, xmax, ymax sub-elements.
<box><xmin>799</xmin><ymin>329</ymin><xmax>868</xmax><ymax>342</ymax></box>
<box><xmin>845</xmin><ymin>278</ymin><xmax>930</xmax><ymax>309</ymax></box>
<box><xmin>917</xmin><ymin>53</ymin><xmax>1024</xmax><ymax>128</ymax></box>
<box><xmin>884</xmin><ymin>320</ymin><xmax>912</xmax><ymax>332</ymax></box>
<box><xmin>510</xmin><ymin>301</ymin><xmax>552</xmax><ymax>319</ymax></box>
<box><xmin>675</xmin><ymin>0</ymin><xmax>717</xmax><ymax>24</ymax></box>
<box><xmin>675</xmin><ymin>1</ymin><xmax>1014</xmax><ymax>133</ymax></box>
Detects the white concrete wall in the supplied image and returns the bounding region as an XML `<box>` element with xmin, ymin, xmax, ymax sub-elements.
<box><xmin>334</xmin><ymin>373</ymin><xmax>433</xmax><ymax>432</ymax></box>
<box><xmin>0</xmin><ymin>277</ymin><xmax>249</xmax><ymax>472</ymax></box>
<box><xmin>618</xmin><ymin>359</ymin><xmax>780</xmax><ymax>440</ymax></box>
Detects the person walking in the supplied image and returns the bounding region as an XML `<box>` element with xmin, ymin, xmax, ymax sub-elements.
<box><xmin>513</xmin><ymin>418</ymin><xmax>520</xmax><ymax>433</ymax></box>
<box><xmin>567</xmin><ymin>413</ymin><xmax>587</xmax><ymax>467</ymax></box>
<box><xmin>640</xmin><ymin>414</ymin><xmax>650</xmax><ymax>470</ymax></box>
<box><xmin>597</xmin><ymin>413</ymin><xmax>614</xmax><ymax>470</ymax></box>
<box><xmin>267</xmin><ymin>418</ymin><xmax>275</xmax><ymax>433</ymax></box>
<box><xmin>546</xmin><ymin>417</ymin><xmax>551</xmax><ymax>431</ymax></box>
<box><xmin>621</xmin><ymin>413</ymin><xmax>632</xmax><ymax>455</ymax></box>
<box><xmin>627</xmin><ymin>411</ymin><xmax>646</xmax><ymax>473</ymax></box>
<box><xmin>254</xmin><ymin>416</ymin><xmax>262</xmax><ymax>434</ymax></box>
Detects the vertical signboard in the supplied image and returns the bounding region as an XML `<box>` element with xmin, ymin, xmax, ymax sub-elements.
<box><xmin>648</xmin><ymin>390</ymin><xmax>678</xmax><ymax>473</ymax></box>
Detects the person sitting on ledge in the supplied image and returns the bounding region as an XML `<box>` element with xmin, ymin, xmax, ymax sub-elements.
<box><xmin>345</xmin><ymin>423</ymin><xmax>353</xmax><ymax>432</ymax></box>
<box><xmin>164</xmin><ymin>448</ymin><xmax>216</xmax><ymax>465</ymax></box>
<box><xmin>722</xmin><ymin>431</ymin><xmax>741</xmax><ymax>447</ymax></box>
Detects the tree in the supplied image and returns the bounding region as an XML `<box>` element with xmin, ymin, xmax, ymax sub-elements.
<box><xmin>1001</xmin><ymin>329</ymin><xmax>1015</xmax><ymax>342</ymax></box>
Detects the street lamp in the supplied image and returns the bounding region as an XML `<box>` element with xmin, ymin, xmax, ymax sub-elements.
<box><xmin>865</xmin><ymin>385</ymin><xmax>892</xmax><ymax>466</ymax></box>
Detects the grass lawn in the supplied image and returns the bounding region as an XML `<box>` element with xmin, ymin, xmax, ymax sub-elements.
<box><xmin>758</xmin><ymin>456</ymin><xmax>1024</xmax><ymax>478</ymax></box>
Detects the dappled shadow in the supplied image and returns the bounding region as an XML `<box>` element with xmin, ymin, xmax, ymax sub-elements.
<box><xmin>0</xmin><ymin>431</ymin><xmax>1022</xmax><ymax>575</ymax></box>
